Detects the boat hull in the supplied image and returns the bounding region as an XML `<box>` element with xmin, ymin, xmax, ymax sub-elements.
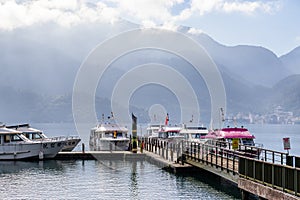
<box><xmin>41</xmin><ymin>140</ymin><xmax>64</xmax><ymax>158</ymax></box>
<box><xmin>0</xmin><ymin>140</ymin><xmax>64</xmax><ymax>160</ymax></box>
<box><xmin>61</xmin><ymin>137</ymin><xmax>81</xmax><ymax>152</ymax></box>
<box><xmin>90</xmin><ymin>139</ymin><xmax>130</xmax><ymax>151</ymax></box>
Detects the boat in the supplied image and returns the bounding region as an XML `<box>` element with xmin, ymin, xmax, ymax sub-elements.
<box><xmin>203</xmin><ymin>126</ymin><xmax>262</xmax><ymax>157</ymax></box>
<box><xmin>0</xmin><ymin>125</ymin><xmax>63</xmax><ymax>160</ymax></box>
<box><xmin>156</xmin><ymin>113</ymin><xmax>184</xmax><ymax>143</ymax></box>
<box><xmin>89</xmin><ymin>123</ymin><xmax>130</xmax><ymax>151</ymax></box>
<box><xmin>146</xmin><ymin>124</ymin><xmax>164</xmax><ymax>138</ymax></box>
<box><xmin>158</xmin><ymin>125</ymin><xmax>183</xmax><ymax>142</ymax></box>
<box><xmin>179</xmin><ymin>124</ymin><xmax>208</xmax><ymax>142</ymax></box>
<box><xmin>6</xmin><ymin>124</ymin><xmax>80</xmax><ymax>153</ymax></box>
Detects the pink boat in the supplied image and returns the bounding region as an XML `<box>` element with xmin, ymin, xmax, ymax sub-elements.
<box><xmin>203</xmin><ymin>126</ymin><xmax>262</xmax><ymax>157</ymax></box>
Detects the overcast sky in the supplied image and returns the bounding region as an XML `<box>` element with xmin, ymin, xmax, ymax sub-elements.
<box><xmin>0</xmin><ymin>0</ymin><xmax>299</xmax><ymax>56</ymax></box>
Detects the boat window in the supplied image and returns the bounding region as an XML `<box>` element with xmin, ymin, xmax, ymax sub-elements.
<box><xmin>117</xmin><ymin>132</ymin><xmax>123</xmax><ymax>137</ymax></box>
<box><xmin>4</xmin><ymin>135</ymin><xmax>10</xmax><ymax>143</ymax></box>
<box><xmin>241</xmin><ymin>138</ymin><xmax>255</xmax><ymax>146</ymax></box>
<box><xmin>33</xmin><ymin>133</ymin><xmax>42</xmax><ymax>139</ymax></box>
<box><xmin>192</xmin><ymin>134</ymin><xmax>201</xmax><ymax>139</ymax></box>
<box><xmin>105</xmin><ymin>132</ymin><xmax>114</xmax><ymax>138</ymax></box>
<box><xmin>11</xmin><ymin>134</ymin><xmax>23</xmax><ymax>142</ymax></box>
<box><xmin>169</xmin><ymin>132</ymin><xmax>178</xmax><ymax>136</ymax></box>
<box><xmin>227</xmin><ymin>138</ymin><xmax>232</xmax><ymax>142</ymax></box>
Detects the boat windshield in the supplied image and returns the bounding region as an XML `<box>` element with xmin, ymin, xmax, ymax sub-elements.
<box><xmin>11</xmin><ymin>134</ymin><xmax>23</xmax><ymax>142</ymax></box>
<box><xmin>191</xmin><ymin>133</ymin><xmax>201</xmax><ymax>139</ymax></box>
<box><xmin>25</xmin><ymin>132</ymin><xmax>43</xmax><ymax>140</ymax></box>
<box><xmin>168</xmin><ymin>131</ymin><xmax>179</xmax><ymax>136</ymax></box>
<box><xmin>241</xmin><ymin>138</ymin><xmax>255</xmax><ymax>146</ymax></box>
<box><xmin>104</xmin><ymin>132</ymin><xmax>126</xmax><ymax>138</ymax></box>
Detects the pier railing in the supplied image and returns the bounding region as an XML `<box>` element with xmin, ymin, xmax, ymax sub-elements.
<box><xmin>141</xmin><ymin>137</ymin><xmax>300</xmax><ymax>197</ymax></box>
<box><xmin>239</xmin><ymin>156</ymin><xmax>300</xmax><ymax>197</ymax></box>
<box><xmin>142</xmin><ymin>138</ymin><xmax>184</xmax><ymax>163</ymax></box>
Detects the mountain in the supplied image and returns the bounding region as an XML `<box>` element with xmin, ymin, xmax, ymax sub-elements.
<box><xmin>1</xmin><ymin>21</ymin><xmax>300</xmax><ymax>123</ymax></box>
<box><xmin>187</xmin><ymin>31</ymin><xmax>291</xmax><ymax>87</ymax></box>
<box><xmin>280</xmin><ymin>47</ymin><xmax>300</xmax><ymax>75</ymax></box>
<box><xmin>271</xmin><ymin>74</ymin><xmax>300</xmax><ymax>116</ymax></box>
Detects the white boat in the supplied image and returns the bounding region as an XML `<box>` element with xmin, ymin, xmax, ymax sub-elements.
<box><xmin>146</xmin><ymin>124</ymin><xmax>164</xmax><ymax>138</ymax></box>
<box><xmin>158</xmin><ymin>125</ymin><xmax>184</xmax><ymax>142</ymax></box>
<box><xmin>89</xmin><ymin>123</ymin><xmax>130</xmax><ymax>151</ymax></box>
<box><xmin>0</xmin><ymin>125</ymin><xmax>62</xmax><ymax>160</ymax></box>
<box><xmin>179</xmin><ymin>124</ymin><xmax>208</xmax><ymax>142</ymax></box>
<box><xmin>7</xmin><ymin>124</ymin><xmax>81</xmax><ymax>152</ymax></box>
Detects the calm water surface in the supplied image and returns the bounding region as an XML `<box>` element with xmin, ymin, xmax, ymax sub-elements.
<box><xmin>0</xmin><ymin>160</ymin><xmax>238</xmax><ymax>200</ymax></box>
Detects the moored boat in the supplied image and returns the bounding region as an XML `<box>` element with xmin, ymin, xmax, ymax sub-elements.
<box><xmin>203</xmin><ymin>126</ymin><xmax>262</xmax><ymax>157</ymax></box>
<box><xmin>158</xmin><ymin>125</ymin><xmax>183</xmax><ymax>142</ymax></box>
<box><xmin>0</xmin><ymin>125</ymin><xmax>62</xmax><ymax>160</ymax></box>
<box><xmin>146</xmin><ymin>124</ymin><xmax>164</xmax><ymax>138</ymax></box>
<box><xmin>89</xmin><ymin>123</ymin><xmax>130</xmax><ymax>151</ymax></box>
<box><xmin>7</xmin><ymin>124</ymin><xmax>81</xmax><ymax>152</ymax></box>
<box><xmin>179</xmin><ymin>124</ymin><xmax>208</xmax><ymax>142</ymax></box>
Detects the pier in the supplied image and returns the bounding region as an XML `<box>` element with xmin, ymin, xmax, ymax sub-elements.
<box><xmin>142</xmin><ymin>138</ymin><xmax>300</xmax><ymax>200</ymax></box>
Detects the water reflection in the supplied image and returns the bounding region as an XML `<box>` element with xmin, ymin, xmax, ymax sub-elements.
<box><xmin>0</xmin><ymin>160</ymin><xmax>64</xmax><ymax>174</ymax></box>
<box><xmin>130</xmin><ymin>161</ymin><xmax>139</xmax><ymax>199</ymax></box>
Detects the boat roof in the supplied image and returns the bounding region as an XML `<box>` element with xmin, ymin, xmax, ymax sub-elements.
<box><xmin>159</xmin><ymin>126</ymin><xmax>181</xmax><ymax>132</ymax></box>
<box><xmin>93</xmin><ymin>123</ymin><xmax>128</xmax><ymax>132</ymax></box>
<box><xmin>180</xmin><ymin>128</ymin><xmax>208</xmax><ymax>134</ymax></box>
<box><xmin>6</xmin><ymin>124</ymin><xmax>42</xmax><ymax>133</ymax></box>
<box><xmin>147</xmin><ymin>124</ymin><xmax>164</xmax><ymax>129</ymax></box>
<box><xmin>205</xmin><ymin>127</ymin><xmax>254</xmax><ymax>139</ymax></box>
<box><xmin>0</xmin><ymin>127</ymin><xmax>22</xmax><ymax>134</ymax></box>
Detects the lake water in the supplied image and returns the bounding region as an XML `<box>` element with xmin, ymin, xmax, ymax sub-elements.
<box><xmin>0</xmin><ymin>160</ymin><xmax>239</xmax><ymax>199</ymax></box>
<box><xmin>1</xmin><ymin>123</ymin><xmax>299</xmax><ymax>199</ymax></box>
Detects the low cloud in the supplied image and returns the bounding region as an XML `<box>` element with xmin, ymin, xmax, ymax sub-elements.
<box><xmin>191</xmin><ymin>0</ymin><xmax>281</xmax><ymax>15</ymax></box>
<box><xmin>0</xmin><ymin>0</ymin><xmax>281</xmax><ymax>31</ymax></box>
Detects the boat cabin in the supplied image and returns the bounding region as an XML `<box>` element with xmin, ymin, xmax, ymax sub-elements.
<box><xmin>0</xmin><ymin>127</ymin><xmax>29</xmax><ymax>144</ymax></box>
<box><xmin>7</xmin><ymin>124</ymin><xmax>46</xmax><ymax>140</ymax></box>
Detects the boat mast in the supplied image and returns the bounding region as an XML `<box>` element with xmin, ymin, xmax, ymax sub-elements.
<box><xmin>219</xmin><ymin>108</ymin><xmax>225</xmax><ymax>129</ymax></box>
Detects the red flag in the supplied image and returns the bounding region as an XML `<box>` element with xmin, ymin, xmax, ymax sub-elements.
<box><xmin>165</xmin><ymin>113</ymin><xmax>169</xmax><ymax>125</ymax></box>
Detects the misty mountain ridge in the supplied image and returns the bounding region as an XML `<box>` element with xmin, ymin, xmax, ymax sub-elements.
<box><xmin>1</xmin><ymin>21</ymin><xmax>300</xmax><ymax>123</ymax></box>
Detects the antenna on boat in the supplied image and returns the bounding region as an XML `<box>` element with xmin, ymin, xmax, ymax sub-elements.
<box><xmin>189</xmin><ymin>115</ymin><xmax>194</xmax><ymax>123</ymax></box>
<box><xmin>111</xmin><ymin>112</ymin><xmax>114</xmax><ymax>120</ymax></box>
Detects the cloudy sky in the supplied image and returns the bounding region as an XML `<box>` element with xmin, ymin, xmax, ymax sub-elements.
<box><xmin>0</xmin><ymin>0</ymin><xmax>299</xmax><ymax>56</ymax></box>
